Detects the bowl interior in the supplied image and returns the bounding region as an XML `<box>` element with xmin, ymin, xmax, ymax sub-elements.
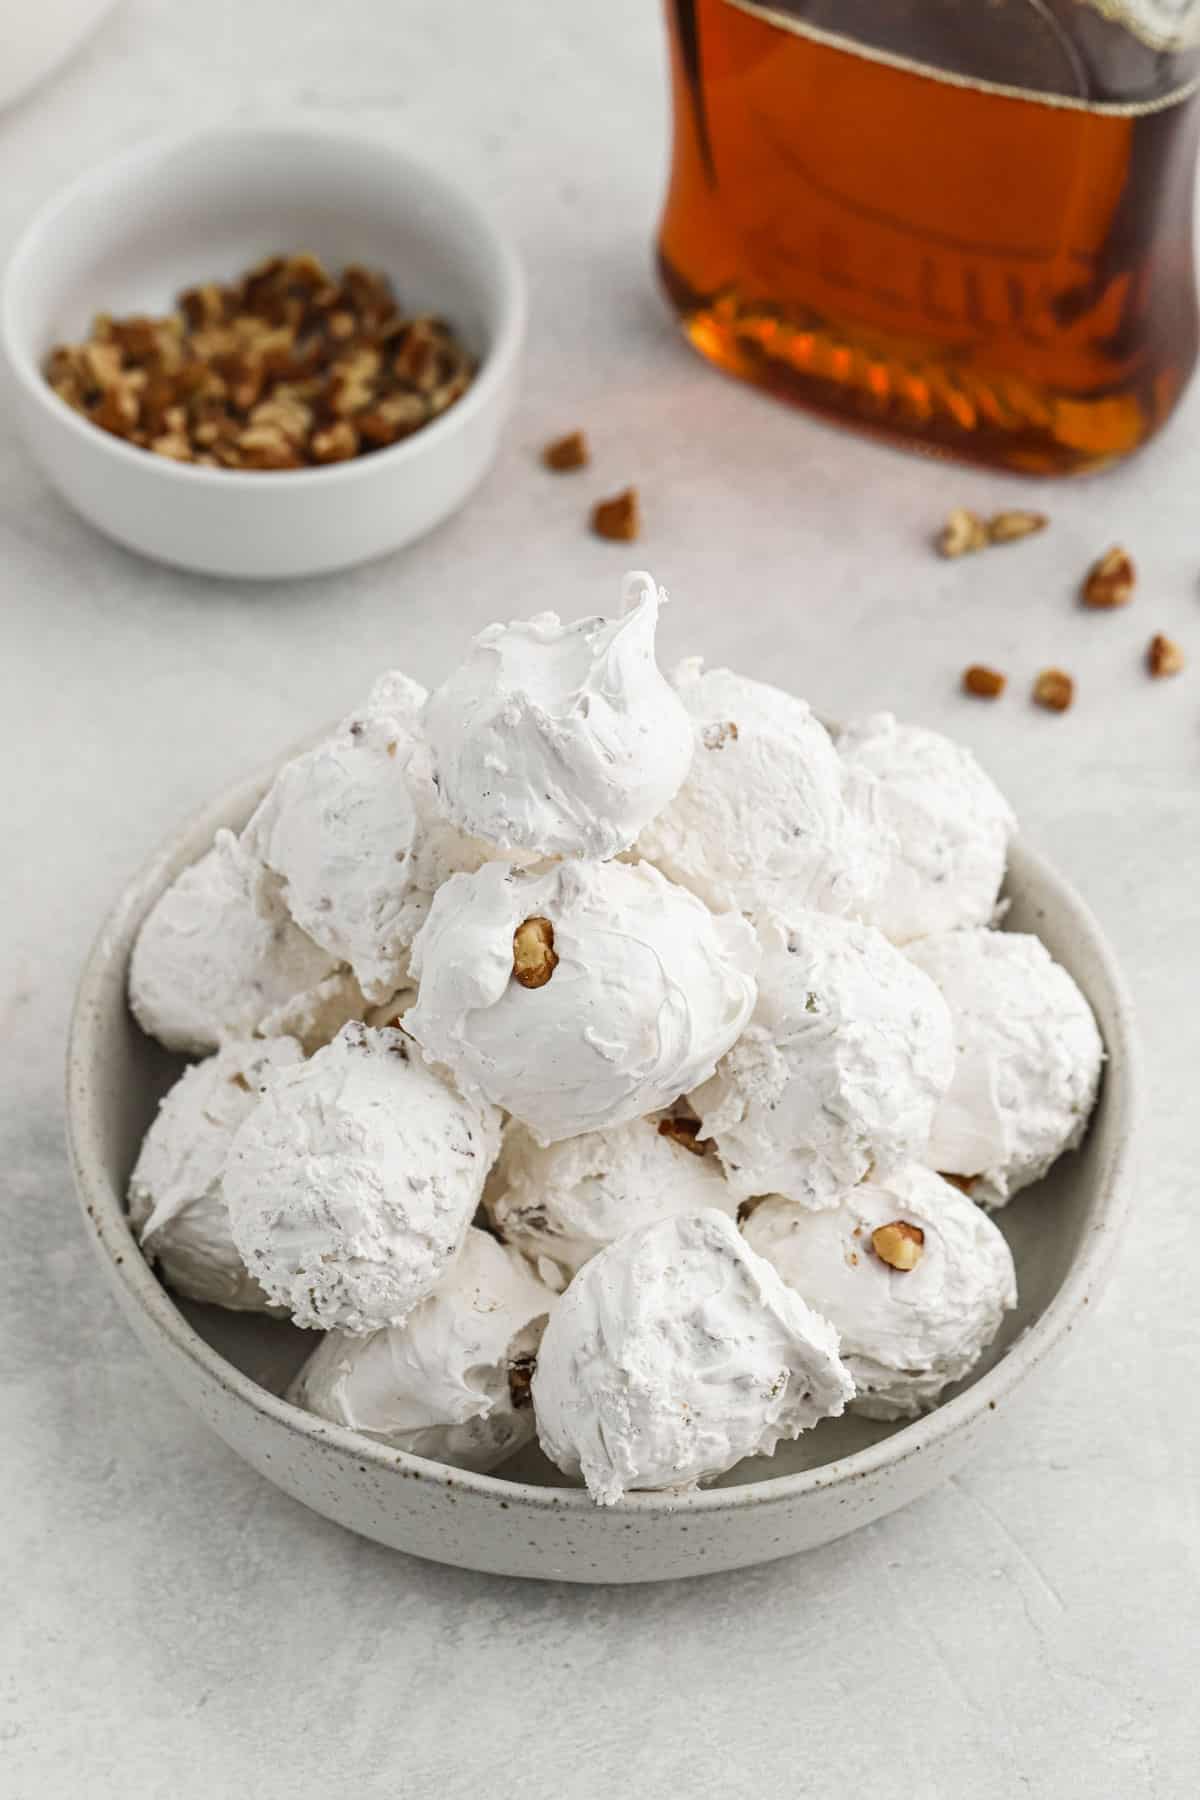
<box><xmin>80</xmin><ymin>760</ymin><xmax>1131</xmax><ymax>1495</ymax></box>
<box><xmin>5</xmin><ymin>126</ymin><xmax>512</xmax><ymax>381</ymax></box>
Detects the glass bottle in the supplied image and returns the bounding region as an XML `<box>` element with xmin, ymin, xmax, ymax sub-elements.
<box><xmin>658</xmin><ymin>1</ymin><xmax>1200</xmax><ymax>473</ymax></box>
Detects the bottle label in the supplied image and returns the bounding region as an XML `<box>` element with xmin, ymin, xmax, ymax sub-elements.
<box><xmin>722</xmin><ymin>0</ymin><xmax>1200</xmax><ymax>108</ymax></box>
<box><xmin>1092</xmin><ymin>2</ymin><xmax>1200</xmax><ymax>49</ymax></box>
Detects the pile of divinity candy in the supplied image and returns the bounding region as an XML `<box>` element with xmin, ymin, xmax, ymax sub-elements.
<box><xmin>127</xmin><ymin>572</ymin><xmax>1102</xmax><ymax>1505</ymax></box>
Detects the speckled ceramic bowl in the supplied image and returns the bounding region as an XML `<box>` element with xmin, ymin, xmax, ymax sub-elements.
<box><xmin>66</xmin><ymin>755</ymin><xmax>1140</xmax><ymax>1583</ymax></box>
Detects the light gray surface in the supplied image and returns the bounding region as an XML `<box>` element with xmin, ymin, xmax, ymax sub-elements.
<box><xmin>1</xmin><ymin>1</ymin><xmax>1197</xmax><ymax>1793</ymax></box>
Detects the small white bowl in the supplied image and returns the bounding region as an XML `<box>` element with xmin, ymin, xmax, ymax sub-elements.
<box><xmin>66</xmin><ymin>748</ymin><xmax>1141</xmax><ymax>1583</ymax></box>
<box><xmin>1</xmin><ymin>124</ymin><xmax>525</xmax><ymax>578</ymax></box>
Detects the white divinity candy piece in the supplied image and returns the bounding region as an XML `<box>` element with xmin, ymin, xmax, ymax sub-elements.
<box><xmin>533</xmin><ymin>1210</ymin><xmax>854</xmax><ymax>1504</ymax></box>
<box><xmin>635</xmin><ymin>660</ymin><xmax>880</xmax><ymax>918</ymax></box>
<box><xmin>288</xmin><ymin>1228</ymin><xmax>555</xmax><ymax>1472</ymax></box>
<box><xmin>485</xmin><ymin>1112</ymin><xmax>737</xmax><ymax>1289</ymax></box>
<box><xmin>243</xmin><ymin>670</ymin><xmax>491</xmax><ymax>1004</ymax></box>
<box><xmin>742</xmin><ymin>1168</ymin><xmax>1017</xmax><ymax>1421</ymax></box>
<box><xmin>837</xmin><ymin>712</ymin><xmax>1016</xmax><ymax>944</ymax></box>
<box><xmin>129</xmin><ymin>829</ymin><xmax>340</xmax><ymax>1056</ymax></box>
<box><xmin>257</xmin><ymin>966</ymin><xmax>368</xmax><ymax>1057</ymax></box>
<box><xmin>422</xmin><ymin>573</ymin><xmax>694</xmax><ymax>859</ymax></box>
<box><xmin>406</xmin><ymin>858</ymin><xmax>759</xmax><ymax>1145</ymax></box>
<box><xmin>128</xmin><ymin>1037</ymin><xmax>304</xmax><ymax>1312</ymax></box>
<box><xmin>225</xmin><ymin>1022</ymin><xmax>501</xmax><ymax>1332</ymax></box>
<box><xmin>690</xmin><ymin>910</ymin><xmax>955</xmax><ymax>1208</ymax></box>
<box><xmin>906</xmin><ymin>930</ymin><xmax>1103</xmax><ymax>1207</ymax></box>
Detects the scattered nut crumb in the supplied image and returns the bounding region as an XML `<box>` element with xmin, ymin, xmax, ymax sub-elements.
<box><xmin>230</xmin><ymin>1072</ymin><xmax>253</xmax><ymax>1093</ymax></box>
<box><xmin>1147</xmin><ymin>633</ymin><xmax>1185</xmax><ymax>678</ymax></box>
<box><xmin>940</xmin><ymin>1173</ymin><xmax>978</xmax><ymax>1196</ymax></box>
<box><xmin>962</xmin><ymin>664</ymin><xmax>1006</xmax><ymax>699</ymax></box>
<box><xmin>1081</xmin><ymin>546</ymin><xmax>1135</xmax><ymax>609</ymax></box>
<box><xmin>43</xmin><ymin>253</ymin><xmax>475</xmax><ymax>470</ymax></box>
<box><xmin>512</xmin><ymin>916</ymin><xmax>559</xmax><ymax>989</ymax></box>
<box><xmin>937</xmin><ymin>508</ymin><xmax>988</xmax><ymax>557</ymax></box>
<box><xmin>938</xmin><ymin>507</ymin><xmax>1048</xmax><ymax>558</ymax></box>
<box><xmin>591</xmin><ymin>487</ymin><xmax>640</xmax><ymax>542</ymax></box>
<box><xmin>701</xmin><ymin>720</ymin><xmax>739</xmax><ymax>750</ymax></box>
<box><xmin>542</xmin><ymin>430</ymin><xmax>589</xmax><ymax>472</ymax></box>
<box><xmin>871</xmin><ymin>1220</ymin><xmax>925</xmax><ymax>1271</ymax></box>
<box><xmin>987</xmin><ymin>510</ymin><xmax>1048</xmax><ymax>546</ymax></box>
<box><xmin>1033</xmin><ymin>668</ymin><xmax>1075</xmax><ymax>712</ymax></box>
<box><xmin>657</xmin><ymin>1116</ymin><xmax>712</xmax><ymax>1157</ymax></box>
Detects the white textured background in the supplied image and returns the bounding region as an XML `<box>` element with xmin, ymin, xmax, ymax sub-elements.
<box><xmin>2</xmin><ymin>3</ymin><xmax>1198</xmax><ymax>1794</ymax></box>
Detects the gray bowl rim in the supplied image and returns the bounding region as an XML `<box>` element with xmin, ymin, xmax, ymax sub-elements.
<box><xmin>1</xmin><ymin>120</ymin><xmax>528</xmax><ymax>491</ymax></box>
<box><xmin>66</xmin><ymin>749</ymin><xmax>1143</xmax><ymax>1519</ymax></box>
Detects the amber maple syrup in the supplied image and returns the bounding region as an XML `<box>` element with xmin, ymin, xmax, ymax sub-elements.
<box><xmin>659</xmin><ymin>0</ymin><xmax>1200</xmax><ymax>472</ymax></box>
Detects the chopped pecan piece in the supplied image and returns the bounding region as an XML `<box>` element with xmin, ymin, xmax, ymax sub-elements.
<box><xmin>962</xmin><ymin>664</ymin><xmax>1006</xmax><ymax>699</ymax></box>
<box><xmin>987</xmin><ymin>510</ymin><xmax>1048</xmax><ymax>545</ymax></box>
<box><xmin>940</xmin><ymin>1173</ymin><xmax>977</xmax><ymax>1196</ymax></box>
<box><xmin>1033</xmin><ymin>668</ymin><xmax>1075</xmax><ymax>712</ymax></box>
<box><xmin>657</xmin><ymin>1116</ymin><xmax>712</xmax><ymax>1156</ymax></box>
<box><xmin>1082</xmin><ymin>546</ymin><xmax>1135</xmax><ymax>609</ymax></box>
<box><xmin>701</xmin><ymin>720</ymin><xmax>739</xmax><ymax>749</ymax></box>
<box><xmin>42</xmin><ymin>253</ymin><xmax>475</xmax><ymax>469</ymax></box>
<box><xmin>508</xmin><ymin>1354</ymin><xmax>536</xmax><ymax>1409</ymax></box>
<box><xmin>542</xmin><ymin>430</ymin><xmax>589</xmax><ymax>472</ymax></box>
<box><xmin>310</xmin><ymin>421</ymin><xmax>360</xmax><ymax>464</ymax></box>
<box><xmin>1147</xmin><ymin>633</ymin><xmax>1184</xmax><ymax>678</ymax></box>
<box><xmin>235</xmin><ymin>424</ymin><xmax>303</xmax><ymax>470</ymax></box>
<box><xmin>871</xmin><ymin>1220</ymin><xmax>925</xmax><ymax>1271</ymax></box>
<box><xmin>937</xmin><ymin>508</ymin><xmax>988</xmax><ymax>557</ymax></box>
<box><xmin>591</xmin><ymin>487</ymin><xmax>641</xmax><ymax>542</ymax></box>
<box><xmin>179</xmin><ymin>284</ymin><xmax>228</xmax><ymax>330</ymax></box>
<box><xmin>512</xmin><ymin>917</ymin><xmax>559</xmax><ymax>989</ymax></box>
